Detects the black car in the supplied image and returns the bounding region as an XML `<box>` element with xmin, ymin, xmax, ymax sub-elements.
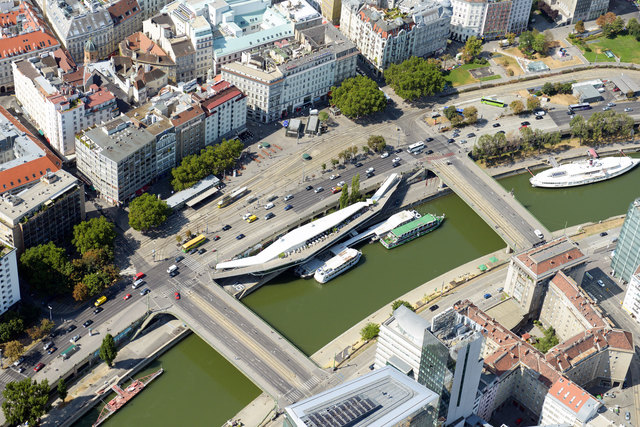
<box><xmin>354</xmin><ymin>162</ymin><xmax>363</xmax><ymax>167</ymax></box>
<box><xmin>169</xmin><ymin>270</ymin><xmax>179</xmax><ymax>277</ymax></box>
<box><xmin>467</xmin><ymin>133</ymin><xmax>476</xmax><ymax>138</ymax></box>
<box><xmin>395</xmin><ymin>148</ymin><xmax>402</xmax><ymax>153</ymax></box>
<box><xmin>425</xmin><ymin>137</ymin><xmax>434</xmax><ymax>142</ymax></box>
<box><xmin>521</xmin><ymin>121</ymin><xmax>530</xmax><ymax>126</ymax></box>
<box><xmin>306</xmin><ymin>185</ymin><xmax>313</xmax><ymax>191</ymax></box>
<box><xmin>67</xmin><ymin>325</ymin><xmax>77</xmax><ymax>334</ymax></box>
<box><xmin>140</xmin><ymin>288</ymin><xmax>151</xmax><ymax>296</ymax></box>
<box><xmin>535</xmin><ymin>115</ymin><xmax>544</xmax><ymax>120</ymax></box>
<box><xmin>426</xmin><ymin>149</ymin><xmax>434</xmax><ymax>154</ymax></box>
<box><xmin>189</xmin><ymin>248</ymin><xmax>198</xmax><ymax>255</ymax></box>
<box><xmin>175</xmin><ymin>255</ymin><xmax>184</xmax><ymax>262</ymax></box>
<box><xmin>600</xmin><ymin>232</ymin><xmax>608</xmax><ymax>237</ymax></box>
<box><xmin>83</xmin><ymin>320</ymin><xmax>93</xmax><ymax>328</ymax></box>
<box><xmin>497</xmin><ymin>130</ymin><xmax>505</xmax><ymax>134</ymax></box>
<box><xmin>492</xmin><ymin>123</ymin><xmax>501</xmax><ymax>128</ymax></box>
<box><xmin>93</xmin><ymin>307</ymin><xmax>104</xmax><ymax>314</ymax></box>
<box><xmin>265</xmin><ymin>212</ymin><xmax>275</xmax><ymax>220</ymax></box>
<box><xmin>198</xmin><ymin>248</ymin><xmax>207</xmax><ymax>255</ymax></box>
<box><xmin>236</xmin><ymin>234</ymin><xmax>245</xmax><ymax>240</ymax></box>
<box><xmin>447</xmin><ymin>138</ymin><xmax>455</xmax><ymax>143</ymax></box>
<box><xmin>222</xmin><ymin>224</ymin><xmax>232</xmax><ymax>231</ymax></box>
<box><xmin>429</xmin><ymin>304</ymin><xmax>439</xmax><ymax>312</ymax></box>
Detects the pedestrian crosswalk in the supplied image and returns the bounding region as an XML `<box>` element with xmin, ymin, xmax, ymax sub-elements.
<box><xmin>180</xmin><ymin>256</ymin><xmax>206</xmax><ymax>275</ymax></box>
<box><xmin>300</xmin><ymin>375</ymin><xmax>321</xmax><ymax>393</ymax></box>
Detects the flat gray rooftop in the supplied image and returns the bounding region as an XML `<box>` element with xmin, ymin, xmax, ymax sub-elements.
<box><xmin>82</xmin><ymin>117</ymin><xmax>154</xmax><ymax>164</ymax></box>
<box><xmin>529</xmin><ymin>239</ymin><xmax>577</xmax><ymax>264</ymax></box>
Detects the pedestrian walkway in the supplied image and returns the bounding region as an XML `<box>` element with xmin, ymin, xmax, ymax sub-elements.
<box><xmin>42</xmin><ymin>319</ymin><xmax>189</xmax><ymax>427</ymax></box>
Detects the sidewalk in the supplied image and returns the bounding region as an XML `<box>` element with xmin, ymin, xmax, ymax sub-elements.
<box><xmin>310</xmin><ymin>247</ymin><xmax>511</xmax><ymax>368</ymax></box>
<box><xmin>42</xmin><ymin>318</ymin><xmax>189</xmax><ymax>427</ymax></box>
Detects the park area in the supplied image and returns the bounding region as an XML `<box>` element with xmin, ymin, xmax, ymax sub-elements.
<box><xmin>575</xmin><ymin>34</ymin><xmax>640</xmax><ymax>63</ymax></box>
<box><xmin>444</xmin><ymin>63</ymin><xmax>501</xmax><ymax>87</ymax></box>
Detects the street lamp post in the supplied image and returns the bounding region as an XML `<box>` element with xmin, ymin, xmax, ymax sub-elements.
<box><xmin>47</xmin><ymin>305</ymin><xmax>52</xmax><ymax>321</ymax></box>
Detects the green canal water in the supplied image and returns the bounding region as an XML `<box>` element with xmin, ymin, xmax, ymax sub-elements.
<box><xmin>74</xmin><ymin>334</ymin><xmax>261</xmax><ymax>427</ymax></box>
<box><xmin>78</xmin><ymin>155</ymin><xmax>640</xmax><ymax>424</ymax></box>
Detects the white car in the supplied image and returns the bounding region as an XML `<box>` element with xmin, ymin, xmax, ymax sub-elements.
<box><xmin>624</xmin><ymin>107</ymin><xmax>633</xmax><ymax>112</ymax></box>
<box><xmin>283</xmin><ymin>194</ymin><xmax>293</xmax><ymax>201</ymax></box>
<box><xmin>393</xmin><ymin>157</ymin><xmax>401</xmax><ymax>163</ymax></box>
<box><xmin>607</xmin><ymin>102</ymin><xmax>616</xmax><ymax>107</ymax></box>
<box><xmin>242</xmin><ymin>212</ymin><xmax>252</xmax><ymax>221</ymax></box>
<box><xmin>597</xmin><ymin>279</ymin><xmax>605</xmax><ymax>287</ymax></box>
<box><xmin>366</xmin><ymin>167</ymin><xmax>374</xmax><ymax>174</ymax></box>
<box><xmin>330</xmin><ymin>174</ymin><xmax>340</xmax><ymax>180</ymax></box>
<box><xmin>381</xmin><ymin>152</ymin><xmax>389</xmax><ymax>158</ymax></box>
<box><xmin>337</xmin><ymin>181</ymin><xmax>345</xmax><ymax>187</ymax></box>
<box><xmin>534</xmin><ymin>110</ymin><xmax>546</xmax><ymax>116</ymax></box>
<box><xmin>264</xmin><ymin>202</ymin><xmax>274</xmax><ymax>210</ymax></box>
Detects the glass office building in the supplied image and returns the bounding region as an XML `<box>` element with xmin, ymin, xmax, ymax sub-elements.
<box><xmin>612</xmin><ymin>198</ymin><xmax>640</xmax><ymax>283</ymax></box>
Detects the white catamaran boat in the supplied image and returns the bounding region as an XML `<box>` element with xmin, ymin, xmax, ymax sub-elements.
<box><xmin>530</xmin><ymin>149</ymin><xmax>640</xmax><ymax>188</ymax></box>
<box><xmin>314</xmin><ymin>248</ymin><xmax>362</xmax><ymax>284</ymax></box>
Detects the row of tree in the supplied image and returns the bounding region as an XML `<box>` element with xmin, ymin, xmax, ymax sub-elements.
<box><xmin>384</xmin><ymin>57</ymin><xmax>445</xmax><ymax>101</ymax></box>
<box><xmin>570</xmin><ymin>111</ymin><xmax>634</xmax><ymax>143</ymax></box>
<box><xmin>471</xmin><ymin>127</ymin><xmax>562</xmax><ymax>161</ymax></box>
<box><xmin>596</xmin><ymin>12</ymin><xmax>625</xmax><ymax>38</ymax></box>
<box><xmin>518</xmin><ymin>30</ymin><xmax>552</xmax><ymax>56</ymax></box>
<box><xmin>171</xmin><ymin>138</ymin><xmax>244</xmax><ymax>191</ymax></box>
<box><xmin>509</xmin><ymin>97</ymin><xmax>540</xmax><ymax>114</ymax></box>
<box><xmin>443</xmin><ymin>106</ymin><xmax>478</xmax><ymax>127</ymax></box>
<box><xmin>338</xmin><ymin>174</ymin><xmax>361</xmax><ymax>209</ymax></box>
<box><xmin>19</xmin><ymin>217</ymin><xmax>119</xmax><ymax>300</ymax></box>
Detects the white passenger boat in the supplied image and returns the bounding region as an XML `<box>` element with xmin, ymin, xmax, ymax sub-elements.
<box><xmin>314</xmin><ymin>248</ymin><xmax>362</xmax><ymax>284</ymax></box>
<box><xmin>530</xmin><ymin>150</ymin><xmax>640</xmax><ymax>188</ymax></box>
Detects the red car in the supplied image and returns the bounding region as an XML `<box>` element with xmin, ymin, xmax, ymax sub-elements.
<box><xmin>174</xmin><ymin>292</ymin><xmax>181</xmax><ymax>300</ymax></box>
<box><xmin>124</xmin><ymin>293</ymin><xmax>132</xmax><ymax>300</ymax></box>
<box><xmin>33</xmin><ymin>363</ymin><xmax>44</xmax><ymax>372</ymax></box>
<box><xmin>134</xmin><ymin>272</ymin><xmax>145</xmax><ymax>280</ymax></box>
<box><xmin>213</xmin><ymin>235</ymin><xmax>220</xmax><ymax>241</ymax></box>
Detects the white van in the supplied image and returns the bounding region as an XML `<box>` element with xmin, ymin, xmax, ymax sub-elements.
<box><xmin>310</xmin><ymin>109</ymin><xmax>318</xmax><ymax>115</ymax></box>
<box><xmin>132</xmin><ymin>279</ymin><xmax>145</xmax><ymax>289</ymax></box>
<box><xmin>167</xmin><ymin>265</ymin><xmax>178</xmax><ymax>274</ymax></box>
<box><xmin>265</xmin><ymin>202</ymin><xmax>274</xmax><ymax>210</ymax></box>
<box><xmin>534</xmin><ymin>229</ymin><xmax>544</xmax><ymax>239</ymax></box>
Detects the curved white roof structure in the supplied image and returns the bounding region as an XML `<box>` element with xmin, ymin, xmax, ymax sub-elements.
<box><xmin>215</xmin><ymin>200</ymin><xmax>372</xmax><ymax>270</ymax></box>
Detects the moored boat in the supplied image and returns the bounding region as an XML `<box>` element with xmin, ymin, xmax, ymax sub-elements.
<box><xmin>314</xmin><ymin>248</ymin><xmax>362</xmax><ymax>283</ymax></box>
<box><xmin>380</xmin><ymin>213</ymin><xmax>444</xmax><ymax>249</ymax></box>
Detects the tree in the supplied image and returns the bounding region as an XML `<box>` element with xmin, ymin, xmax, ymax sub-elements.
<box><xmin>360</xmin><ymin>323</ymin><xmax>380</xmax><ymax>341</ymax></box>
<box><xmin>450</xmin><ymin>115</ymin><xmax>464</xmax><ymax>127</ymax></box>
<box><xmin>596</xmin><ymin>12</ymin><xmax>616</xmax><ymax>28</ymax></box>
<box><xmin>20</xmin><ymin>242</ymin><xmax>71</xmax><ymax>295</ymax></box>
<box><xmin>0</xmin><ymin>318</ymin><xmax>24</xmax><ymax>344</ymax></box>
<box><xmin>391</xmin><ymin>300</ymin><xmax>414</xmax><ymax>311</ymax></box>
<box><xmin>318</xmin><ymin>111</ymin><xmax>329</xmax><ymax>122</ymax></box>
<box><xmin>72</xmin><ymin>282</ymin><xmax>90</xmax><ymax>302</ymax></box>
<box><xmin>627</xmin><ymin>90</ymin><xmax>636</xmax><ymax>99</ymax></box>
<box><xmin>321</xmin><ymin>163</ymin><xmax>326</xmax><ymax>172</ymax></box>
<box><xmin>4</xmin><ymin>340</ymin><xmax>24</xmax><ymax>362</ymax></box>
<box><xmin>384</xmin><ymin>57</ymin><xmax>445</xmax><ymax>100</ymax></box>
<box><xmin>443</xmin><ymin>106</ymin><xmax>458</xmax><ymax>121</ymax></box>
<box><xmin>604</xmin><ymin>16</ymin><xmax>625</xmax><ymax>38</ymax></box>
<box><xmin>441</xmin><ymin>53</ymin><xmax>453</xmax><ymax>69</ymax></box>
<box><xmin>506</xmin><ymin>32</ymin><xmax>516</xmax><ymax>45</ymax></box>
<box><xmin>460</xmin><ymin>36</ymin><xmax>482</xmax><ymax>63</ymax></box>
<box><xmin>541</xmin><ymin>82</ymin><xmax>556</xmax><ymax>96</ymax></box>
<box><xmin>510</xmin><ymin>100</ymin><xmax>525</xmax><ymax>114</ymax></box>
<box><xmin>463</xmin><ymin>106</ymin><xmax>478</xmax><ymax>124</ymax></box>
<box><xmin>526</xmin><ymin>97</ymin><xmax>541</xmax><ymax>111</ymax></box>
<box><xmin>627</xmin><ymin>18</ymin><xmax>640</xmax><ymax>39</ymax></box>
<box><xmin>58</xmin><ymin>379</ymin><xmax>67</xmax><ymax>402</ymax></box>
<box><xmin>72</xmin><ymin>217</ymin><xmax>115</xmax><ymax>255</ymax></box>
<box><xmin>331</xmin><ymin>158</ymin><xmax>339</xmax><ymax>167</ymax></box>
<box><xmin>330</xmin><ymin>76</ymin><xmax>387</xmax><ymax>118</ymax></box>
<box><xmin>574</xmin><ymin>20</ymin><xmax>585</xmax><ymax>33</ymax></box>
<box><xmin>367</xmin><ymin>135</ymin><xmax>386</xmax><ymax>153</ymax></box>
<box><xmin>99</xmin><ymin>333</ymin><xmax>118</xmax><ymax>366</ymax></box>
<box><xmin>350</xmin><ymin>174</ymin><xmax>360</xmax><ymax>204</ymax></box>
<box><xmin>27</xmin><ymin>319</ymin><xmax>54</xmax><ymax>340</ymax></box>
<box><xmin>128</xmin><ymin>193</ymin><xmax>171</xmax><ymax>232</ymax></box>
<box><xmin>338</xmin><ymin>185</ymin><xmax>349</xmax><ymax>209</ymax></box>
<box><xmin>362</xmin><ymin>146</ymin><xmax>370</xmax><ymax>155</ymax></box>
<box><xmin>2</xmin><ymin>378</ymin><xmax>49</xmax><ymax>426</ymax></box>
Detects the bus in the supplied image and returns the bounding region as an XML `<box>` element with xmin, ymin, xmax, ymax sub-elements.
<box><xmin>217</xmin><ymin>186</ymin><xmax>248</xmax><ymax>208</ymax></box>
<box><xmin>568</xmin><ymin>103</ymin><xmax>592</xmax><ymax>112</ymax></box>
<box><xmin>182</xmin><ymin>234</ymin><xmax>207</xmax><ymax>252</ymax></box>
<box><xmin>408</xmin><ymin>142</ymin><xmax>425</xmax><ymax>153</ymax></box>
<box><xmin>94</xmin><ymin>296</ymin><xmax>107</xmax><ymax>307</ymax></box>
<box><xmin>480</xmin><ymin>97</ymin><xmax>507</xmax><ymax>107</ymax></box>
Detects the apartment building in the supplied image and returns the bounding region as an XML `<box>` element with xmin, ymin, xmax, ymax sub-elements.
<box><xmin>612</xmin><ymin>197</ymin><xmax>640</xmax><ymax>283</ymax></box>
<box><xmin>539</xmin><ymin>377</ymin><xmax>600</xmax><ymax>426</ymax></box>
<box><xmin>13</xmin><ymin>55</ymin><xmax>119</xmax><ymax>156</ymax></box>
<box><xmin>0</xmin><ymin>170</ymin><xmax>85</xmax><ymax>254</ymax></box>
<box><xmin>504</xmin><ymin>237</ymin><xmax>587</xmax><ymax>318</ymax></box>
<box><xmin>340</xmin><ymin>0</ymin><xmax>451</xmax><ymax>73</ymax></box>
<box><xmin>375</xmin><ymin>306</ymin><xmax>484</xmax><ymax>425</ymax></box>
<box><xmin>125</xmin><ymin>103</ymin><xmax>176</xmax><ymax>174</ymax></box>
<box><xmin>119</xmin><ymin>32</ymin><xmax>177</xmax><ymax>83</ymax></box>
<box><xmin>449</xmin><ymin>0</ymin><xmax>531</xmax><ymax>42</ymax></box>
<box><xmin>0</xmin><ymin>1</ymin><xmax>61</xmax><ymax>92</ymax></box>
<box><xmin>143</xmin><ymin>14</ymin><xmax>197</xmax><ymax>82</ymax></box>
<box><xmin>0</xmin><ymin>243</ymin><xmax>20</xmax><ymax>316</ymax></box>
<box><xmin>76</xmin><ymin>116</ymin><xmax>157</xmax><ymax>205</ymax></box>
<box><xmin>539</xmin><ymin>271</ymin><xmax>607</xmax><ymax>341</ymax></box>
<box><xmin>550</xmin><ymin>0</ymin><xmax>609</xmax><ymax>25</ymax></box>
<box><xmin>221</xmin><ymin>24</ymin><xmax>357</xmax><ymax>122</ymax></box>
<box><xmin>622</xmin><ymin>264</ymin><xmax>640</xmax><ymax>320</ymax></box>
<box><xmin>194</xmin><ymin>81</ymin><xmax>247</xmax><ymax>146</ymax></box>
<box><xmin>108</xmin><ymin>0</ymin><xmax>143</xmax><ymax>49</ymax></box>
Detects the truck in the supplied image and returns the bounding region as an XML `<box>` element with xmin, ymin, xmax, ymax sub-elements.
<box><xmin>61</xmin><ymin>344</ymin><xmax>79</xmax><ymax>360</ymax></box>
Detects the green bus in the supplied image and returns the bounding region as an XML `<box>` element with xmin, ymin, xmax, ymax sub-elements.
<box><xmin>481</xmin><ymin>97</ymin><xmax>507</xmax><ymax>107</ymax></box>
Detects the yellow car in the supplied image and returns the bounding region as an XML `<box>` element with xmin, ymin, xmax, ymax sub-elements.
<box><xmin>246</xmin><ymin>215</ymin><xmax>258</xmax><ymax>223</ymax></box>
<box><xmin>94</xmin><ymin>296</ymin><xmax>107</xmax><ymax>307</ymax></box>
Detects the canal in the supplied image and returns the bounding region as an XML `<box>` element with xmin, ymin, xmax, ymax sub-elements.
<box><xmin>82</xmin><ymin>156</ymin><xmax>640</xmax><ymax>425</ymax></box>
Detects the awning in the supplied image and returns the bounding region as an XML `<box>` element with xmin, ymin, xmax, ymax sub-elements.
<box><xmin>489</xmin><ymin>256</ymin><xmax>498</xmax><ymax>263</ymax></box>
<box><xmin>478</xmin><ymin>264</ymin><xmax>488</xmax><ymax>271</ymax></box>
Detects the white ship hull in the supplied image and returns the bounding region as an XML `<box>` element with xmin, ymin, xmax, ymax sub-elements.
<box><xmin>530</xmin><ymin>157</ymin><xmax>640</xmax><ymax>188</ymax></box>
<box><xmin>314</xmin><ymin>249</ymin><xmax>362</xmax><ymax>284</ymax></box>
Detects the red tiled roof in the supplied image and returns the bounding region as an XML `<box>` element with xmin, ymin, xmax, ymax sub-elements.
<box><xmin>52</xmin><ymin>48</ymin><xmax>76</xmax><ymax>72</ymax></box>
<box><xmin>62</xmin><ymin>66</ymin><xmax>90</xmax><ymax>87</ymax></box>
<box><xmin>201</xmin><ymin>85</ymin><xmax>243</xmax><ymax>112</ymax></box>
<box><xmin>0</xmin><ymin>2</ymin><xmax>44</xmax><ymax>33</ymax></box>
<box><xmin>0</xmin><ymin>30</ymin><xmax>58</xmax><ymax>59</ymax></box>
<box><xmin>171</xmin><ymin>105</ymin><xmax>204</xmax><ymax>127</ymax></box>
<box><xmin>516</xmin><ymin>237</ymin><xmax>585</xmax><ymax>276</ymax></box>
<box><xmin>108</xmin><ymin>0</ymin><xmax>141</xmax><ymax>25</ymax></box>
<box><xmin>124</xmin><ymin>32</ymin><xmax>166</xmax><ymax>56</ymax></box>
<box><xmin>549</xmin><ymin>271</ymin><xmax>606</xmax><ymax>329</ymax></box>
<box><xmin>85</xmin><ymin>87</ymin><xmax>115</xmax><ymax>109</ymax></box>
<box><xmin>547</xmin><ymin>377</ymin><xmax>596</xmax><ymax>414</ymax></box>
<box><xmin>0</xmin><ymin>106</ymin><xmax>61</xmax><ymax>193</ymax></box>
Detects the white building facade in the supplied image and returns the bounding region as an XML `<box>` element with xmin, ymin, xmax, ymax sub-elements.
<box><xmin>0</xmin><ymin>245</ymin><xmax>20</xmax><ymax>316</ymax></box>
<box><xmin>622</xmin><ymin>265</ymin><xmax>640</xmax><ymax>321</ymax></box>
<box><xmin>449</xmin><ymin>0</ymin><xmax>532</xmax><ymax>42</ymax></box>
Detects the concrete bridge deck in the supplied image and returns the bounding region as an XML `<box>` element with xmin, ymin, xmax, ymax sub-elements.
<box><xmin>428</xmin><ymin>155</ymin><xmax>549</xmax><ymax>251</ymax></box>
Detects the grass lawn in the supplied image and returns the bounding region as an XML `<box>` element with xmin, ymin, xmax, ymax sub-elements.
<box><xmin>592</xmin><ymin>35</ymin><xmax>640</xmax><ymax>63</ymax></box>
<box><xmin>444</xmin><ymin>63</ymin><xmax>487</xmax><ymax>87</ymax></box>
<box><xmin>479</xmin><ymin>75</ymin><xmax>502</xmax><ymax>82</ymax></box>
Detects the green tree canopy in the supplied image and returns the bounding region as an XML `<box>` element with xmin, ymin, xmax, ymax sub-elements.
<box><xmin>443</xmin><ymin>106</ymin><xmax>458</xmax><ymax>121</ymax></box>
<box><xmin>4</xmin><ymin>340</ymin><xmax>24</xmax><ymax>362</ymax></box>
<box><xmin>460</xmin><ymin>36</ymin><xmax>482</xmax><ymax>63</ymax></box>
<box><xmin>171</xmin><ymin>138</ymin><xmax>244</xmax><ymax>191</ymax></box>
<box><xmin>367</xmin><ymin>135</ymin><xmax>386</xmax><ymax>152</ymax></box>
<box><xmin>20</xmin><ymin>242</ymin><xmax>71</xmax><ymax>295</ymax></box>
<box><xmin>318</xmin><ymin>111</ymin><xmax>329</xmax><ymax>122</ymax></box>
<box><xmin>384</xmin><ymin>57</ymin><xmax>445</xmax><ymax>100</ymax></box>
<box><xmin>519</xmin><ymin>30</ymin><xmax>550</xmax><ymax>55</ymax></box>
<box><xmin>330</xmin><ymin>76</ymin><xmax>387</xmax><ymax>119</ymax></box>
<box><xmin>72</xmin><ymin>216</ymin><xmax>115</xmax><ymax>255</ymax></box>
<box><xmin>360</xmin><ymin>323</ymin><xmax>380</xmax><ymax>341</ymax></box>
<box><xmin>627</xmin><ymin>18</ymin><xmax>640</xmax><ymax>39</ymax></box>
<box><xmin>391</xmin><ymin>300</ymin><xmax>414</xmax><ymax>311</ymax></box>
<box><xmin>349</xmin><ymin>174</ymin><xmax>360</xmax><ymax>204</ymax></box>
<box><xmin>128</xmin><ymin>193</ymin><xmax>171</xmax><ymax>232</ymax></box>
<box><xmin>574</xmin><ymin>20</ymin><xmax>585</xmax><ymax>33</ymax></box>
<box><xmin>463</xmin><ymin>106</ymin><xmax>478</xmax><ymax>124</ymax></box>
<box><xmin>338</xmin><ymin>185</ymin><xmax>349</xmax><ymax>209</ymax></box>
<box><xmin>100</xmin><ymin>333</ymin><xmax>118</xmax><ymax>366</ymax></box>
<box><xmin>2</xmin><ymin>378</ymin><xmax>49</xmax><ymax>426</ymax></box>
<box><xmin>526</xmin><ymin>97</ymin><xmax>541</xmax><ymax>111</ymax></box>
<box><xmin>510</xmin><ymin>100</ymin><xmax>525</xmax><ymax>114</ymax></box>
<box><xmin>58</xmin><ymin>379</ymin><xmax>67</xmax><ymax>401</ymax></box>
<box><xmin>0</xmin><ymin>318</ymin><xmax>24</xmax><ymax>344</ymax></box>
